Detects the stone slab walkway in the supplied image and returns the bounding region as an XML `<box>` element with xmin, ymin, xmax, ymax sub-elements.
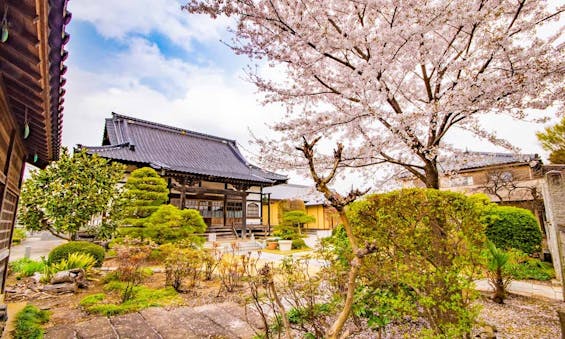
<box><xmin>475</xmin><ymin>279</ymin><xmax>564</xmax><ymax>301</ymax></box>
<box><xmin>44</xmin><ymin>302</ymin><xmax>260</xmax><ymax>339</ymax></box>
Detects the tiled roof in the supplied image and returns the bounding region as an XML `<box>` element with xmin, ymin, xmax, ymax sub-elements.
<box><xmin>263</xmin><ymin>184</ymin><xmax>327</xmax><ymax>206</ymax></box>
<box><xmin>443</xmin><ymin>151</ymin><xmax>540</xmax><ymax>172</ymax></box>
<box><xmin>82</xmin><ymin>113</ymin><xmax>287</xmax><ymax>185</ymax></box>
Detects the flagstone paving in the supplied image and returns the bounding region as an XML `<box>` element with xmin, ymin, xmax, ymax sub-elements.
<box><xmin>44</xmin><ymin>302</ymin><xmax>259</xmax><ymax>339</ymax></box>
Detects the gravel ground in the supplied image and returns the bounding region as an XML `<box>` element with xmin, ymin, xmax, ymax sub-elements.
<box><xmin>347</xmin><ymin>293</ymin><xmax>562</xmax><ymax>338</ymax></box>
<box><xmin>474</xmin><ymin>294</ymin><xmax>561</xmax><ymax>339</ymax></box>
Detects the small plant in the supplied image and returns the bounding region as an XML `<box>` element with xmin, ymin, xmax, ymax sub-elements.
<box><xmin>217</xmin><ymin>244</ymin><xmax>252</xmax><ymax>294</ymax></box>
<box><xmin>114</xmin><ymin>238</ymin><xmax>154</xmax><ymax>302</ymax></box>
<box><xmin>280</xmin><ymin>210</ymin><xmax>315</xmax><ymax>235</ymax></box>
<box><xmin>506</xmin><ymin>249</ymin><xmax>555</xmax><ymax>281</ymax></box>
<box><xmin>44</xmin><ymin>252</ymin><xmax>97</xmax><ymax>282</ymax></box>
<box><xmin>202</xmin><ymin>245</ymin><xmax>222</xmax><ymax>280</ymax></box>
<box><xmin>48</xmin><ymin>241</ymin><xmax>105</xmax><ymax>267</ymax></box>
<box><xmin>485</xmin><ymin>241</ymin><xmax>511</xmax><ymax>304</ymax></box>
<box><xmin>9</xmin><ymin>258</ymin><xmax>46</xmax><ymax>278</ymax></box>
<box><xmin>164</xmin><ymin>247</ymin><xmax>203</xmax><ymax>291</ymax></box>
<box><xmin>12</xmin><ymin>305</ymin><xmax>50</xmax><ymax>339</ymax></box>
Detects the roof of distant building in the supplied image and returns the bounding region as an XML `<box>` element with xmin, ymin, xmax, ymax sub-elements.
<box><xmin>81</xmin><ymin>113</ymin><xmax>287</xmax><ymax>186</ymax></box>
<box><xmin>443</xmin><ymin>151</ymin><xmax>540</xmax><ymax>172</ymax></box>
<box><xmin>263</xmin><ymin>184</ymin><xmax>327</xmax><ymax>206</ymax></box>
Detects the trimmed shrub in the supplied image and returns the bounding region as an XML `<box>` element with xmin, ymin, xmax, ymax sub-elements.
<box><xmin>291</xmin><ymin>238</ymin><xmax>307</xmax><ymax>249</ymax></box>
<box><xmin>12</xmin><ymin>305</ymin><xmax>50</xmax><ymax>339</ymax></box>
<box><xmin>482</xmin><ymin>206</ymin><xmax>542</xmax><ymax>255</ymax></box>
<box><xmin>48</xmin><ymin>241</ymin><xmax>105</xmax><ymax>267</ymax></box>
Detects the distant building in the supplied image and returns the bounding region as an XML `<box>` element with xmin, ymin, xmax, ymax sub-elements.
<box><xmin>0</xmin><ymin>1</ymin><xmax>70</xmax><ymax>292</ymax></box>
<box><xmin>262</xmin><ymin>184</ymin><xmax>339</xmax><ymax>230</ymax></box>
<box><xmin>402</xmin><ymin>151</ymin><xmax>545</xmax><ymax>224</ymax></box>
<box><xmin>81</xmin><ymin>113</ymin><xmax>287</xmax><ymax>238</ymax></box>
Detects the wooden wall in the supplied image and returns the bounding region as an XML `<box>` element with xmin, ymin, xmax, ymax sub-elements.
<box><xmin>0</xmin><ymin>100</ymin><xmax>26</xmax><ymax>292</ymax></box>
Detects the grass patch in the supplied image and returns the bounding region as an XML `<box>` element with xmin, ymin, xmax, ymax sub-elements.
<box><xmin>261</xmin><ymin>247</ymin><xmax>312</xmax><ymax>255</ymax></box>
<box><xmin>80</xmin><ymin>283</ymin><xmax>183</xmax><ymax>316</ymax></box>
<box><xmin>9</xmin><ymin>258</ymin><xmax>46</xmax><ymax>278</ymax></box>
<box><xmin>12</xmin><ymin>305</ymin><xmax>50</xmax><ymax>339</ymax></box>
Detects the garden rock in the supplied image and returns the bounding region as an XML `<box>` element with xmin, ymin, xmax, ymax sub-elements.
<box><xmin>42</xmin><ymin>282</ymin><xmax>77</xmax><ymax>294</ymax></box>
<box><xmin>50</xmin><ymin>268</ymin><xmax>87</xmax><ymax>287</ymax></box>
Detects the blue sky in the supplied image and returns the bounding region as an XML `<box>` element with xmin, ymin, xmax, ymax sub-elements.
<box><xmin>63</xmin><ymin>0</ymin><xmax>278</xmax><ymax>151</ymax></box>
<box><xmin>60</xmin><ymin>1</ymin><xmax>561</xmax><ymax>190</ymax></box>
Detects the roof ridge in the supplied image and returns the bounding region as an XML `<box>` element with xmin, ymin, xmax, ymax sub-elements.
<box><xmin>462</xmin><ymin>150</ymin><xmax>536</xmax><ymax>157</ymax></box>
<box><xmin>111</xmin><ymin>112</ymin><xmax>237</xmax><ymax>145</ymax></box>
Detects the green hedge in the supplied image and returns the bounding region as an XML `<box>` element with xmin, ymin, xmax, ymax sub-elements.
<box><xmin>48</xmin><ymin>241</ymin><xmax>105</xmax><ymax>267</ymax></box>
<box><xmin>482</xmin><ymin>206</ymin><xmax>542</xmax><ymax>255</ymax></box>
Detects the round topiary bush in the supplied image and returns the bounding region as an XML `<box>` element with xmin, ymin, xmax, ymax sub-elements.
<box><xmin>48</xmin><ymin>241</ymin><xmax>105</xmax><ymax>267</ymax></box>
<box><xmin>482</xmin><ymin>205</ymin><xmax>542</xmax><ymax>255</ymax></box>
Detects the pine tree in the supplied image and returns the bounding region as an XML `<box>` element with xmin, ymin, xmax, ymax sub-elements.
<box><xmin>118</xmin><ymin>167</ymin><xmax>169</xmax><ymax>229</ymax></box>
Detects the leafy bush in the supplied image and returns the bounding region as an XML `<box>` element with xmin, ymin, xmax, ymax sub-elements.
<box><xmin>9</xmin><ymin>258</ymin><xmax>46</xmax><ymax>278</ymax></box>
<box><xmin>48</xmin><ymin>241</ymin><xmax>105</xmax><ymax>267</ymax></box>
<box><xmin>481</xmin><ymin>205</ymin><xmax>542</xmax><ymax>255</ymax></box>
<box><xmin>80</xmin><ymin>285</ymin><xmax>182</xmax><ymax>316</ymax></box>
<box><xmin>44</xmin><ymin>252</ymin><xmax>96</xmax><ymax>281</ymax></box>
<box><xmin>11</xmin><ymin>228</ymin><xmax>27</xmax><ymax>245</ymax></box>
<box><xmin>348</xmin><ymin>188</ymin><xmax>486</xmax><ymax>337</ymax></box>
<box><xmin>12</xmin><ymin>305</ymin><xmax>50</xmax><ymax>339</ymax></box>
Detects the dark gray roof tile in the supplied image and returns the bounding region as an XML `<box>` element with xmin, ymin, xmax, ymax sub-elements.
<box><xmin>82</xmin><ymin>113</ymin><xmax>288</xmax><ymax>185</ymax></box>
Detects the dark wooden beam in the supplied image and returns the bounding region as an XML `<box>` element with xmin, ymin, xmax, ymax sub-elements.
<box><xmin>2</xmin><ymin>68</ymin><xmax>42</xmax><ymax>94</ymax></box>
<box><xmin>3</xmin><ymin>76</ymin><xmax>42</xmax><ymax>102</ymax></box>
<box><xmin>1</xmin><ymin>38</ymin><xmax>40</xmax><ymax>66</ymax></box>
<box><xmin>8</xmin><ymin>0</ymin><xmax>37</xmax><ymax>21</ymax></box>
<box><xmin>7</xmin><ymin>90</ymin><xmax>44</xmax><ymax>113</ymax></box>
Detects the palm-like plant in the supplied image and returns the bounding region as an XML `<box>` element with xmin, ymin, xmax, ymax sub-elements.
<box><xmin>486</xmin><ymin>241</ymin><xmax>511</xmax><ymax>304</ymax></box>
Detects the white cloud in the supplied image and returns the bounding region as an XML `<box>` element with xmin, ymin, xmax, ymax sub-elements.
<box><xmin>63</xmin><ymin>37</ymin><xmax>285</xmax><ymax>162</ymax></box>
<box><xmin>68</xmin><ymin>0</ymin><xmax>231</xmax><ymax>49</ymax></box>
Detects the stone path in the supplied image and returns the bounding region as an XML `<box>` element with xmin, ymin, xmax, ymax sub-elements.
<box><xmin>9</xmin><ymin>231</ymin><xmax>66</xmax><ymax>262</ymax></box>
<box><xmin>44</xmin><ymin>302</ymin><xmax>261</xmax><ymax>339</ymax></box>
<box><xmin>475</xmin><ymin>278</ymin><xmax>564</xmax><ymax>301</ymax></box>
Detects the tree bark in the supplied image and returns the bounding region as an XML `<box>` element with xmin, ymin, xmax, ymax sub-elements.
<box><xmin>326</xmin><ymin>211</ymin><xmax>360</xmax><ymax>339</ymax></box>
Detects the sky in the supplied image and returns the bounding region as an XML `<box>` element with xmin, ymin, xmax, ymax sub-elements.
<box><xmin>61</xmin><ymin>1</ymin><xmax>562</xmax><ymax>191</ymax></box>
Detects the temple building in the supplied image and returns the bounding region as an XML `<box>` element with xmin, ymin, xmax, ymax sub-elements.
<box><xmin>81</xmin><ymin>113</ymin><xmax>287</xmax><ymax>238</ymax></box>
<box><xmin>0</xmin><ymin>0</ymin><xmax>70</xmax><ymax>291</ymax></box>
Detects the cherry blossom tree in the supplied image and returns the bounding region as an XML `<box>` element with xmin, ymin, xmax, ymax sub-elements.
<box><xmin>184</xmin><ymin>0</ymin><xmax>563</xmax><ymax>189</ymax></box>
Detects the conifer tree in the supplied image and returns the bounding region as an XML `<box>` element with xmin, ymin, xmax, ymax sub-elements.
<box><xmin>118</xmin><ymin>167</ymin><xmax>169</xmax><ymax>229</ymax></box>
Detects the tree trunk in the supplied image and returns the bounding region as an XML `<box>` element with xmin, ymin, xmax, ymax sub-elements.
<box><xmin>424</xmin><ymin>161</ymin><xmax>440</xmax><ymax>189</ymax></box>
<box><xmin>326</xmin><ymin>211</ymin><xmax>360</xmax><ymax>339</ymax></box>
<box><xmin>492</xmin><ymin>268</ymin><xmax>505</xmax><ymax>304</ymax></box>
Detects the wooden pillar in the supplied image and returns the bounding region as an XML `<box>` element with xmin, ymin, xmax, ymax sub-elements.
<box><xmin>223</xmin><ymin>194</ymin><xmax>227</xmax><ymax>228</ymax></box>
<box><xmin>267</xmin><ymin>193</ymin><xmax>271</xmax><ymax>234</ymax></box>
<box><xmin>179</xmin><ymin>177</ymin><xmax>187</xmax><ymax>209</ymax></box>
<box><xmin>242</xmin><ymin>193</ymin><xmax>247</xmax><ymax>239</ymax></box>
